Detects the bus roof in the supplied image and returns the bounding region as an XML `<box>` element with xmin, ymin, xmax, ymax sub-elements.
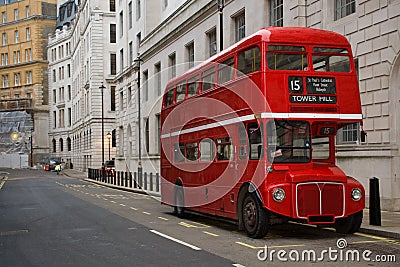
<box><xmin>164</xmin><ymin>27</ymin><xmax>351</xmax><ymax>91</ymax></box>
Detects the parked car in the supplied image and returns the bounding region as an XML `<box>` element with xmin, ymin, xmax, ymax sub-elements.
<box><xmin>44</xmin><ymin>158</ymin><xmax>61</xmax><ymax>171</ymax></box>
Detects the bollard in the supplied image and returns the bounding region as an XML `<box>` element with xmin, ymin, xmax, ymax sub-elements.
<box><xmin>156</xmin><ymin>173</ymin><xmax>159</xmax><ymax>192</ymax></box>
<box><xmin>144</xmin><ymin>172</ymin><xmax>147</xmax><ymax>190</ymax></box>
<box><xmin>150</xmin><ymin>173</ymin><xmax>153</xmax><ymax>191</ymax></box>
<box><xmin>134</xmin><ymin>172</ymin><xmax>137</xmax><ymax>188</ymax></box>
<box><xmin>369</xmin><ymin>177</ymin><xmax>381</xmax><ymax>226</ymax></box>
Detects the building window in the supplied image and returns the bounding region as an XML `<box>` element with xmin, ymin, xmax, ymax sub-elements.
<box><xmin>270</xmin><ymin>0</ymin><xmax>283</xmax><ymax>26</ymax></box>
<box><xmin>335</xmin><ymin>0</ymin><xmax>356</xmax><ymax>20</ymax></box>
<box><xmin>53</xmin><ymin>89</ymin><xmax>56</xmax><ymax>103</ymax></box>
<box><xmin>25</xmin><ymin>71</ymin><xmax>32</xmax><ymax>84</ymax></box>
<box><xmin>2</xmin><ymin>75</ymin><xmax>9</xmax><ymax>88</ymax></box>
<box><xmin>207</xmin><ymin>28</ymin><xmax>217</xmax><ymax>57</ymax></box>
<box><xmin>186</xmin><ymin>42</ymin><xmax>194</xmax><ymax>69</ymax></box>
<box><xmin>25</xmin><ymin>48</ymin><xmax>32</xmax><ymax>61</ymax></box>
<box><xmin>128</xmin><ymin>1</ymin><xmax>132</xmax><ymax>29</ymax></box>
<box><xmin>163</xmin><ymin>0</ymin><xmax>168</xmax><ymax>9</ymax></box>
<box><xmin>15</xmin><ymin>30</ymin><xmax>19</xmax><ymax>43</ymax></box>
<box><xmin>145</xmin><ymin>117</ymin><xmax>149</xmax><ymax>153</ymax></box>
<box><xmin>156</xmin><ymin>114</ymin><xmax>161</xmax><ymax>154</ymax></box>
<box><xmin>67</xmin><ymin>137</ymin><xmax>71</xmax><ymax>151</ymax></box>
<box><xmin>14</xmin><ymin>73</ymin><xmax>21</xmax><ymax>86</ymax></box>
<box><xmin>52</xmin><ymin>69</ymin><xmax>56</xmax><ymax>82</ymax></box>
<box><xmin>26</xmin><ymin>6</ymin><xmax>30</xmax><ymax>17</ymax></box>
<box><xmin>111</xmin><ymin>86</ymin><xmax>116</xmax><ymax>111</ymax></box>
<box><xmin>337</xmin><ymin>123</ymin><xmax>359</xmax><ymax>144</ymax></box>
<box><xmin>26</xmin><ymin>27</ymin><xmax>31</xmax><ymax>41</ymax></box>
<box><xmin>234</xmin><ymin>11</ymin><xmax>245</xmax><ymax>42</ymax></box>
<box><xmin>110</xmin><ymin>53</ymin><xmax>116</xmax><ymax>75</ymax></box>
<box><xmin>110</xmin><ymin>24</ymin><xmax>116</xmax><ymax>43</ymax></box>
<box><xmin>136</xmin><ymin>0</ymin><xmax>141</xmax><ymax>20</ymax></box>
<box><xmin>143</xmin><ymin>70</ymin><xmax>148</xmax><ymax>101</ymax></box>
<box><xmin>155</xmin><ymin>63</ymin><xmax>161</xmax><ymax>96</ymax></box>
<box><xmin>119</xmin><ymin>11</ymin><xmax>123</xmax><ymax>37</ymax></box>
<box><xmin>119</xmin><ymin>90</ymin><xmax>124</xmax><ymax>111</ymax></box>
<box><xmin>129</xmin><ymin>41</ymin><xmax>133</xmax><ymax>65</ymax></box>
<box><xmin>14</xmin><ymin>9</ymin><xmax>18</xmax><ymax>20</ymax></box>
<box><xmin>52</xmin><ymin>138</ymin><xmax>56</xmax><ymax>152</ymax></box>
<box><xmin>120</xmin><ymin>49</ymin><xmax>124</xmax><ymax>71</ymax></box>
<box><xmin>59</xmin><ymin>138</ymin><xmax>64</xmax><ymax>152</ymax></box>
<box><xmin>2</xmin><ymin>12</ymin><xmax>6</xmax><ymax>23</ymax></box>
<box><xmin>2</xmin><ymin>33</ymin><xmax>6</xmax><ymax>45</ymax></box>
<box><xmin>109</xmin><ymin>0</ymin><xmax>115</xmax><ymax>12</ymax></box>
<box><xmin>168</xmin><ymin>52</ymin><xmax>176</xmax><ymax>79</ymax></box>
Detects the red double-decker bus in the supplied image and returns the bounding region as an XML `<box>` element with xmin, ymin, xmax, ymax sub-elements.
<box><xmin>160</xmin><ymin>27</ymin><xmax>365</xmax><ymax>238</ymax></box>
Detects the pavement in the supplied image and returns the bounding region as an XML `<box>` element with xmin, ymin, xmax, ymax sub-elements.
<box><xmin>61</xmin><ymin>168</ymin><xmax>400</xmax><ymax>240</ymax></box>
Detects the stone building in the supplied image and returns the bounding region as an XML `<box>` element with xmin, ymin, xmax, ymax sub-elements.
<box><xmin>47</xmin><ymin>0</ymin><xmax>116</xmax><ymax>170</ymax></box>
<box><xmin>0</xmin><ymin>0</ymin><xmax>57</xmax><ymax>166</ymax></box>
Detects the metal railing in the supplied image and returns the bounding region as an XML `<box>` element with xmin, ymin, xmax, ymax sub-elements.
<box><xmin>87</xmin><ymin>168</ymin><xmax>160</xmax><ymax>196</ymax></box>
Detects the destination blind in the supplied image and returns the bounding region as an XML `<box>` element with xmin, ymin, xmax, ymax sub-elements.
<box><xmin>288</xmin><ymin>76</ymin><xmax>337</xmax><ymax>104</ymax></box>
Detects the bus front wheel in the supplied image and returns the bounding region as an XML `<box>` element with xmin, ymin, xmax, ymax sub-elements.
<box><xmin>174</xmin><ymin>185</ymin><xmax>185</xmax><ymax>218</ymax></box>
<box><xmin>242</xmin><ymin>194</ymin><xmax>268</xmax><ymax>238</ymax></box>
<box><xmin>334</xmin><ymin>211</ymin><xmax>363</xmax><ymax>234</ymax></box>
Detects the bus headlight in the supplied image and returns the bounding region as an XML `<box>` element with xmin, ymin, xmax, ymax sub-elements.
<box><xmin>272</xmin><ymin>188</ymin><xmax>285</xmax><ymax>202</ymax></box>
<box><xmin>351</xmin><ymin>188</ymin><xmax>362</xmax><ymax>201</ymax></box>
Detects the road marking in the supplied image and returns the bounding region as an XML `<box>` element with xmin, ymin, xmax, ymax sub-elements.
<box><xmin>236</xmin><ymin>242</ymin><xmax>258</xmax><ymax>249</ymax></box>
<box><xmin>158</xmin><ymin>216</ymin><xmax>169</xmax><ymax>221</ymax></box>
<box><xmin>236</xmin><ymin>241</ymin><xmax>305</xmax><ymax>249</ymax></box>
<box><xmin>119</xmin><ymin>204</ymin><xmax>126</xmax><ymax>207</ymax></box>
<box><xmin>0</xmin><ymin>177</ymin><xmax>8</xmax><ymax>190</ymax></box>
<box><xmin>110</xmin><ymin>201</ymin><xmax>117</xmax><ymax>203</ymax></box>
<box><xmin>130</xmin><ymin>207</ymin><xmax>138</xmax><ymax>210</ymax></box>
<box><xmin>232</xmin><ymin>264</ymin><xmax>246</xmax><ymax>267</ymax></box>
<box><xmin>142</xmin><ymin>211</ymin><xmax>151</xmax><ymax>215</ymax></box>
<box><xmin>150</xmin><ymin>230</ymin><xmax>201</xmax><ymax>251</ymax></box>
<box><xmin>354</xmin><ymin>232</ymin><xmax>393</xmax><ymax>241</ymax></box>
<box><xmin>179</xmin><ymin>221</ymin><xmax>210</xmax><ymax>228</ymax></box>
<box><xmin>203</xmin><ymin>231</ymin><xmax>219</xmax><ymax>237</ymax></box>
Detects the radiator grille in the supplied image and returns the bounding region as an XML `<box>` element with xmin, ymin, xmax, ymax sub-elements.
<box><xmin>296</xmin><ymin>182</ymin><xmax>344</xmax><ymax>218</ymax></box>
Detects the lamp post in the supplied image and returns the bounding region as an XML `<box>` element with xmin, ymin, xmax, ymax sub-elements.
<box><xmin>106</xmin><ymin>132</ymin><xmax>112</xmax><ymax>160</ymax></box>
<box><xmin>99</xmin><ymin>82</ymin><xmax>106</xmax><ymax>181</ymax></box>
<box><xmin>134</xmin><ymin>55</ymin><xmax>143</xmax><ymax>183</ymax></box>
<box><xmin>217</xmin><ymin>0</ymin><xmax>225</xmax><ymax>52</ymax></box>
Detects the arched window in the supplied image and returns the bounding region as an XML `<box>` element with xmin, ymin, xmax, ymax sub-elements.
<box><xmin>59</xmin><ymin>138</ymin><xmax>64</xmax><ymax>152</ymax></box>
<box><xmin>67</xmin><ymin>137</ymin><xmax>71</xmax><ymax>151</ymax></box>
<box><xmin>52</xmin><ymin>138</ymin><xmax>56</xmax><ymax>152</ymax></box>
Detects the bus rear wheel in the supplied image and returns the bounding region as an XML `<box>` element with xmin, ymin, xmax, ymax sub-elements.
<box><xmin>174</xmin><ymin>185</ymin><xmax>185</xmax><ymax>218</ymax></box>
<box><xmin>334</xmin><ymin>210</ymin><xmax>363</xmax><ymax>234</ymax></box>
<box><xmin>242</xmin><ymin>194</ymin><xmax>268</xmax><ymax>238</ymax></box>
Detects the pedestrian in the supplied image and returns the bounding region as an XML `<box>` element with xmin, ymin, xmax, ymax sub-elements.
<box><xmin>55</xmin><ymin>164</ymin><xmax>61</xmax><ymax>175</ymax></box>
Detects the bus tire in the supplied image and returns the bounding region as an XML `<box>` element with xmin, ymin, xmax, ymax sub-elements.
<box><xmin>242</xmin><ymin>194</ymin><xmax>268</xmax><ymax>238</ymax></box>
<box><xmin>174</xmin><ymin>185</ymin><xmax>185</xmax><ymax>218</ymax></box>
<box><xmin>334</xmin><ymin>210</ymin><xmax>363</xmax><ymax>234</ymax></box>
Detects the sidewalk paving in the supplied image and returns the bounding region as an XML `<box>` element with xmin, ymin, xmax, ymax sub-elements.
<box><xmin>62</xmin><ymin>168</ymin><xmax>400</xmax><ymax>240</ymax></box>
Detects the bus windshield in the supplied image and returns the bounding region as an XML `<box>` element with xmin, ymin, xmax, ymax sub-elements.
<box><xmin>267</xmin><ymin>120</ymin><xmax>311</xmax><ymax>163</ymax></box>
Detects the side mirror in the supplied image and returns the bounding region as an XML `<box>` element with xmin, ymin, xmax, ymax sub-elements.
<box><xmin>361</xmin><ymin>130</ymin><xmax>367</xmax><ymax>142</ymax></box>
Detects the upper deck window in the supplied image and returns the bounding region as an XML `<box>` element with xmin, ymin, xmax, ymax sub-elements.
<box><xmin>312</xmin><ymin>47</ymin><xmax>350</xmax><ymax>72</ymax></box>
<box><xmin>164</xmin><ymin>87</ymin><xmax>174</xmax><ymax>106</ymax></box>
<box><xmin>267</xmin><ymin>46</ymin><xmax>307</xmax><ymax>71</ymax></box>
<box><xmin>187</xmin><ymin>76</ymin><xmax>200</xmax><ymax>97</ymax></box>
<box><xmin>176</xmin><ymin>83</ymin><xmax>186</xmax><ymax>102</ymax></box>
<box><xmin>202</xmin><ymin>68</ymin><xmax>215</xmax><ymax>91</ymax></box>
<box><xmin>238</xmin><ymin>46</ymin><xmax>261</xmax><ymax>75</ymax></box>
<box><xmin>218</xmin><ymin>57</ymin><xmax>234</xmax><ymax>84</ymax></box>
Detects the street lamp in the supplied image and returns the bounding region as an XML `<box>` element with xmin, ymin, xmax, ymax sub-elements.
<box><xmin>99</xmin><ymin>82</ymin><xmax>106</xmax><ymax>181</ymax></box>
<box><xmin>106</xmin><ymin>132</ymin><xmax>112</xmax><ymax>161</ymax></box>
<box><xmin>217</xmin><ymin>0</ymin><xmax>225</xmax><ymax>52</ymax></box>
<box><xmin>134</xmin><ymin>54</ymin><xmax>143</xmax><ymax>183</ymax></box>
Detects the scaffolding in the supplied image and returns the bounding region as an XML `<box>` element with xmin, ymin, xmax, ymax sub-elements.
<box><xmin>0</xmin><ymin>111</ymin><xmax>34</xmax><ymax>154</ymax></box>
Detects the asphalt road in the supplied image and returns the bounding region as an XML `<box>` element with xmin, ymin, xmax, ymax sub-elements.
<box><xmin>0</xmin><ymin>169</ymin><xmax>233</xmax><ymax>267</ymax></box>
<box><xmin>1</xmin><ymin>168</ymin><xmax>399</xmax><ymax>267</ymax></box>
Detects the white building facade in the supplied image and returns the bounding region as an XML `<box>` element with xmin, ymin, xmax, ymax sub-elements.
<box><xmin>48</xmin><ymin>0</ymin><xmax>116</xmax><ymax>169</ymax></box>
